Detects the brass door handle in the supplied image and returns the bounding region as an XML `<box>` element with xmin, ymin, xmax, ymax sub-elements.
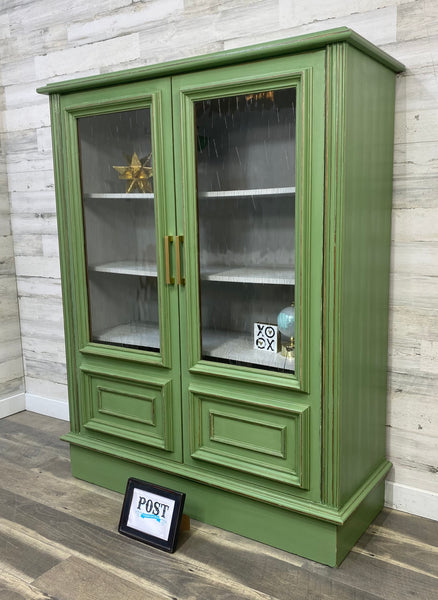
<box><xmin>175</xmin><ymin>235</ymin><xmax>185</xmax><ymax>285</ymax></box>
<box><xmin>164</xmin><ymin>235</ymin><xmax>174</xmax><ymax>285</ymax></box>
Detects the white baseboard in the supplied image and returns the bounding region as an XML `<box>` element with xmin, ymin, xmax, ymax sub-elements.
<box><xmin>385</xmin><ymin>480</ymin><xmax>438</xmax><ymax>521</ymax></box>
<box><xmin>0</xmin><ymin>393</ymin><xmax>26</xmax><ymax>419</ymax></box>
<box><xmin>25</xmin><ymin>393</ymin><xmax>70</xmax><ymax>421</ymax></box>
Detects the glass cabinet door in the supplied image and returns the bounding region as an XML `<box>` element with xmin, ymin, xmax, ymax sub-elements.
<box><xmin>77</xmin><ymin>108</ymin><xmax>160</xmax><ymax>352</ymax></box>
<box><xmin>194</xmin><ymin>88</ymin><xmax>296</xmax><ymax>373</ymax></box>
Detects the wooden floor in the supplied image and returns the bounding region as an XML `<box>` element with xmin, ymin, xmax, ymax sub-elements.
<box><xmin>0</xmin><ymin>412</ymin><xmax>436</xmax><ymax>600</ymax></box>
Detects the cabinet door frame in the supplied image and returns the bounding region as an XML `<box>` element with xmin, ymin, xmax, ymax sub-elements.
<box><xmin>173</xmin><ymin>55</ymin><xmax>324</xmax><ymax>395</ymax></box>
<box><xmin>53</xmin><ymin>80</ymin><xmax>183</xmax><ymax>461</ymax></box>
<box><xmin>173</xmin><ymin>53</ymin><xmax>326</xmax><ymax>504</ymax></box>
<box><xmin>58</xmin><ymin>81</ymin><xmax>179</xmax><ymax>370</ymax></box>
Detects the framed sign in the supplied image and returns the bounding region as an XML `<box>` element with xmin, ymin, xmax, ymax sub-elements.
<box><xmin>254</xmin><ymin>322</ymin><xmax>279</xmax><ymax>353</ymax></box>
<box><xmin>118</xmin><ymin>478</ymin><xmax>186</xmax><ymax>553</ymax></box>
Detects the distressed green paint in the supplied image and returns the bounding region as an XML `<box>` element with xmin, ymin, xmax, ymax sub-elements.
<box><xmin>69</xmin><ymin>444</ymin><xmax>386</xmax><ymax>566</ymax></box>
<box><xmin>172</xmin><ymin>51</ymin><xmax>326</xmax><ymax>506</ymax></box>
<box><xmin>82</xmin><ymin>374</ymin><xmax>174</xmax><ymax>452</ymax></box>
<box><xmin>63</xmin><ymin>427</ymin><xmax>389</xmax><ymax>526</ymax></box>
<box><xmin>49</xmin><ymin>95</ymin><xmax>78</xmax><ymax>430</ymax></box>
<box><xmin>51</xmin><ymin>79</ymin><xmax>184</xmax><ymax>461</ymax></box>
<box><xmin>339</xmin><ymin>46</ymin><xmax>396</xmax><ymax>506</ymax></box>
<box><xmin>335</xmin><ymin>480</ymin><xmax>385</xmax><ymax>565</ymax></box>
<box><xmin>323</xmin><ymin>43</ymin><xmax>398</xmax><ymax>508</ymax></box>
<box><xmin>188</xmin><ymin>388</ymin><xmax>310</xmax><ymax>488</ymax></box>
<box><xmin>58</xmin><ymin>80</ymin><xmax>179</xmax><ymax>369</ymax></box>
<box><xmin>323</xmin><ymin>42</ymin><xmax>347</xmax><ymax>508</ymax></box>
<box><xmin>42</xmin><ymin>29</ymin><xmax>404</xmax><ymax>565</ymax></box>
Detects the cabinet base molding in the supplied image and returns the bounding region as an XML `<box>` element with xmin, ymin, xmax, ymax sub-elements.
<box><xmin>69</xmin><ymin>444</ymin><xmax>385</xmax><ymax>567</ymax></box>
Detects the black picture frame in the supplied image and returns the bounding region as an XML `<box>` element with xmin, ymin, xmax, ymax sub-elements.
<box><xmin>118</xmin><ymin>478</ymin><xmax>186</xmax><ymax>553</ymax></box>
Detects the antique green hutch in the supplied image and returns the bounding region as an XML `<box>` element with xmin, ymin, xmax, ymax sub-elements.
<box><xmin>38</xmin><ymin>28</ymin><xmax>404</xmax><ymax>565</ymax></box>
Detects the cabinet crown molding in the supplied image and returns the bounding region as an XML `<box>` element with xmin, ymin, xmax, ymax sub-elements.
<box><xmin>37</xmin><ymin>26</ymin><xmax>404</xmax><ymax>97</ymax></box>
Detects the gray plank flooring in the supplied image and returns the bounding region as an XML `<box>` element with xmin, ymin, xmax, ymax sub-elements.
<box><xmin>0</xmin><ymin>411</ymin><xmax>436</xmax><ymax>600</ymax></box>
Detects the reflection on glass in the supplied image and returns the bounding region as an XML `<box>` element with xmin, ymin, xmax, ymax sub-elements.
<box><xmin>77</xmin><ymin>109</ymin><xmax>160</xmax><ymax>352</ymax></box>
<box><xmin>195</xmin><ymin>88</ymin><xmax>296</xmax><ymax>373</ymax></box>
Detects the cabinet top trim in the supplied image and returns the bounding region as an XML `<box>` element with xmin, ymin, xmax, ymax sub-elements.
<box><xmin>37</xmin><ymin>27</ymin><xmax>404</xmax><ymax>96</ymax></box>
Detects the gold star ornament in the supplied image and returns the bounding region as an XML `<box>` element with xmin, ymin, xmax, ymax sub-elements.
<box><xmin>113</xmin><ymin>152</ymin><xmax>153</xmax><ymax>193</ymax></box>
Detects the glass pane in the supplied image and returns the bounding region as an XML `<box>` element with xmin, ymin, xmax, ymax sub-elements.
<box><xmin>78</xmin><ymin>109</ymin><xmax>160</xmax><ymax>352</ymax></box>
<box><xmin>195</xmin><ymin>88</ymin><xmax>296</xmax><ymax>373</ymax></box>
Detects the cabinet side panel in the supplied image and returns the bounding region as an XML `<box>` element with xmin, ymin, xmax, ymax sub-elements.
<box><xmin>324</xmin><ymin>45</ymin><xmax>396</xmax><ymax>507</ymax></box>
<box><xmin>340</xmin><ymin>47</ymin><xmax>396</xmax><ymax>505</ymax></box>
<box><xmin>50</xmin><ymin>94</ymin><xmax>79</xmax><ymax>430</ymax></box>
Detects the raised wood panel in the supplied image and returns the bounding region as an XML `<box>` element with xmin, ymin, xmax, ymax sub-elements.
<box><xmin>97</xmin><ymin>386</ymin><xmax>155</xmax><ymax>425</ymax></box>
<box><xmin>189</xmin><ymin>389</ymin><xmax>310</xmax><ymax>488</ymax></box>
<box><xmin>83</xmin><ymin>373</ymin><xmax>174</xmax><ymax>452</ymax></box>
<box><xmin>209</xmin><ymin>411</ymin><xmax>286</xmax><ymax>458</ymax></box>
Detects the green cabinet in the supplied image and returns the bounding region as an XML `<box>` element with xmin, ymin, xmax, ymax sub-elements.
<box><xmin>38</xmin><ymin>28</ymin><xmax>404</xmax><ymax>566</ymax></box>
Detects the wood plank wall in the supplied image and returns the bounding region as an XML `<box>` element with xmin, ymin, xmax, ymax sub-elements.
<box><xmin>0</xmin><ymin>77</ymin><xmax>24</xmax><ymax>417</ymax></box>
<box><xmin>0</xmin><ymin>0</ymin><xmax>436</xmax><ymax>520</ymax></box>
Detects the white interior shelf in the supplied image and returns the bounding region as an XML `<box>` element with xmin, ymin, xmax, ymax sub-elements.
<box><xmin>90</xmin><ymin>261</ymin><xmax>158</xmax><ymax>277</ymax></box>
<box><xmin>85</xmin><ymin>188</ymin><xmax>294</xmax><ymax>201</ymax></box>
<box><xmin>201</xmin><ymin>265</ymin><xmax>295</xmax><ymax>285</ymax></box>
<box><xmin>94</xmin><ymin>321</ymin><xmax>294</xmax><ymax>371</ymax></box>
<box><xmin>203</xmin><ymin>329</ymin><xmax>294</xmax><ymax>371</ymax></box>
<box><xmin>90</xmin><ymin>262</ymin><xmax>294</xmax><ymax>284</ymax></box>
<box><xmin>198</xmin><ymin>187</ymin><xmax>295</xmax><ymax>200</ymax></box>
<box><xmin>94</xmin><ymin>321</ymin><xmax>160</xmax><ymax>349</ymax></box>
<box><xmin>84</xmin><ymin>193</ymin><xmax>154</xmax><ymax>200</ymax></box>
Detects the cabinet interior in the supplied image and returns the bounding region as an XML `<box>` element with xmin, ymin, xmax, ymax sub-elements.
<box><xmin>76</xmin><ymin>87</ymin><xmax>297</xmax><ymax>372</ymax></box>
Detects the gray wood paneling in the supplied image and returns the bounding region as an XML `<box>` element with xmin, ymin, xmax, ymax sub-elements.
<box><xmin>0</xmin><ymin>79</ymin><xmax>24</xmax><ymax>405</ymax></box>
